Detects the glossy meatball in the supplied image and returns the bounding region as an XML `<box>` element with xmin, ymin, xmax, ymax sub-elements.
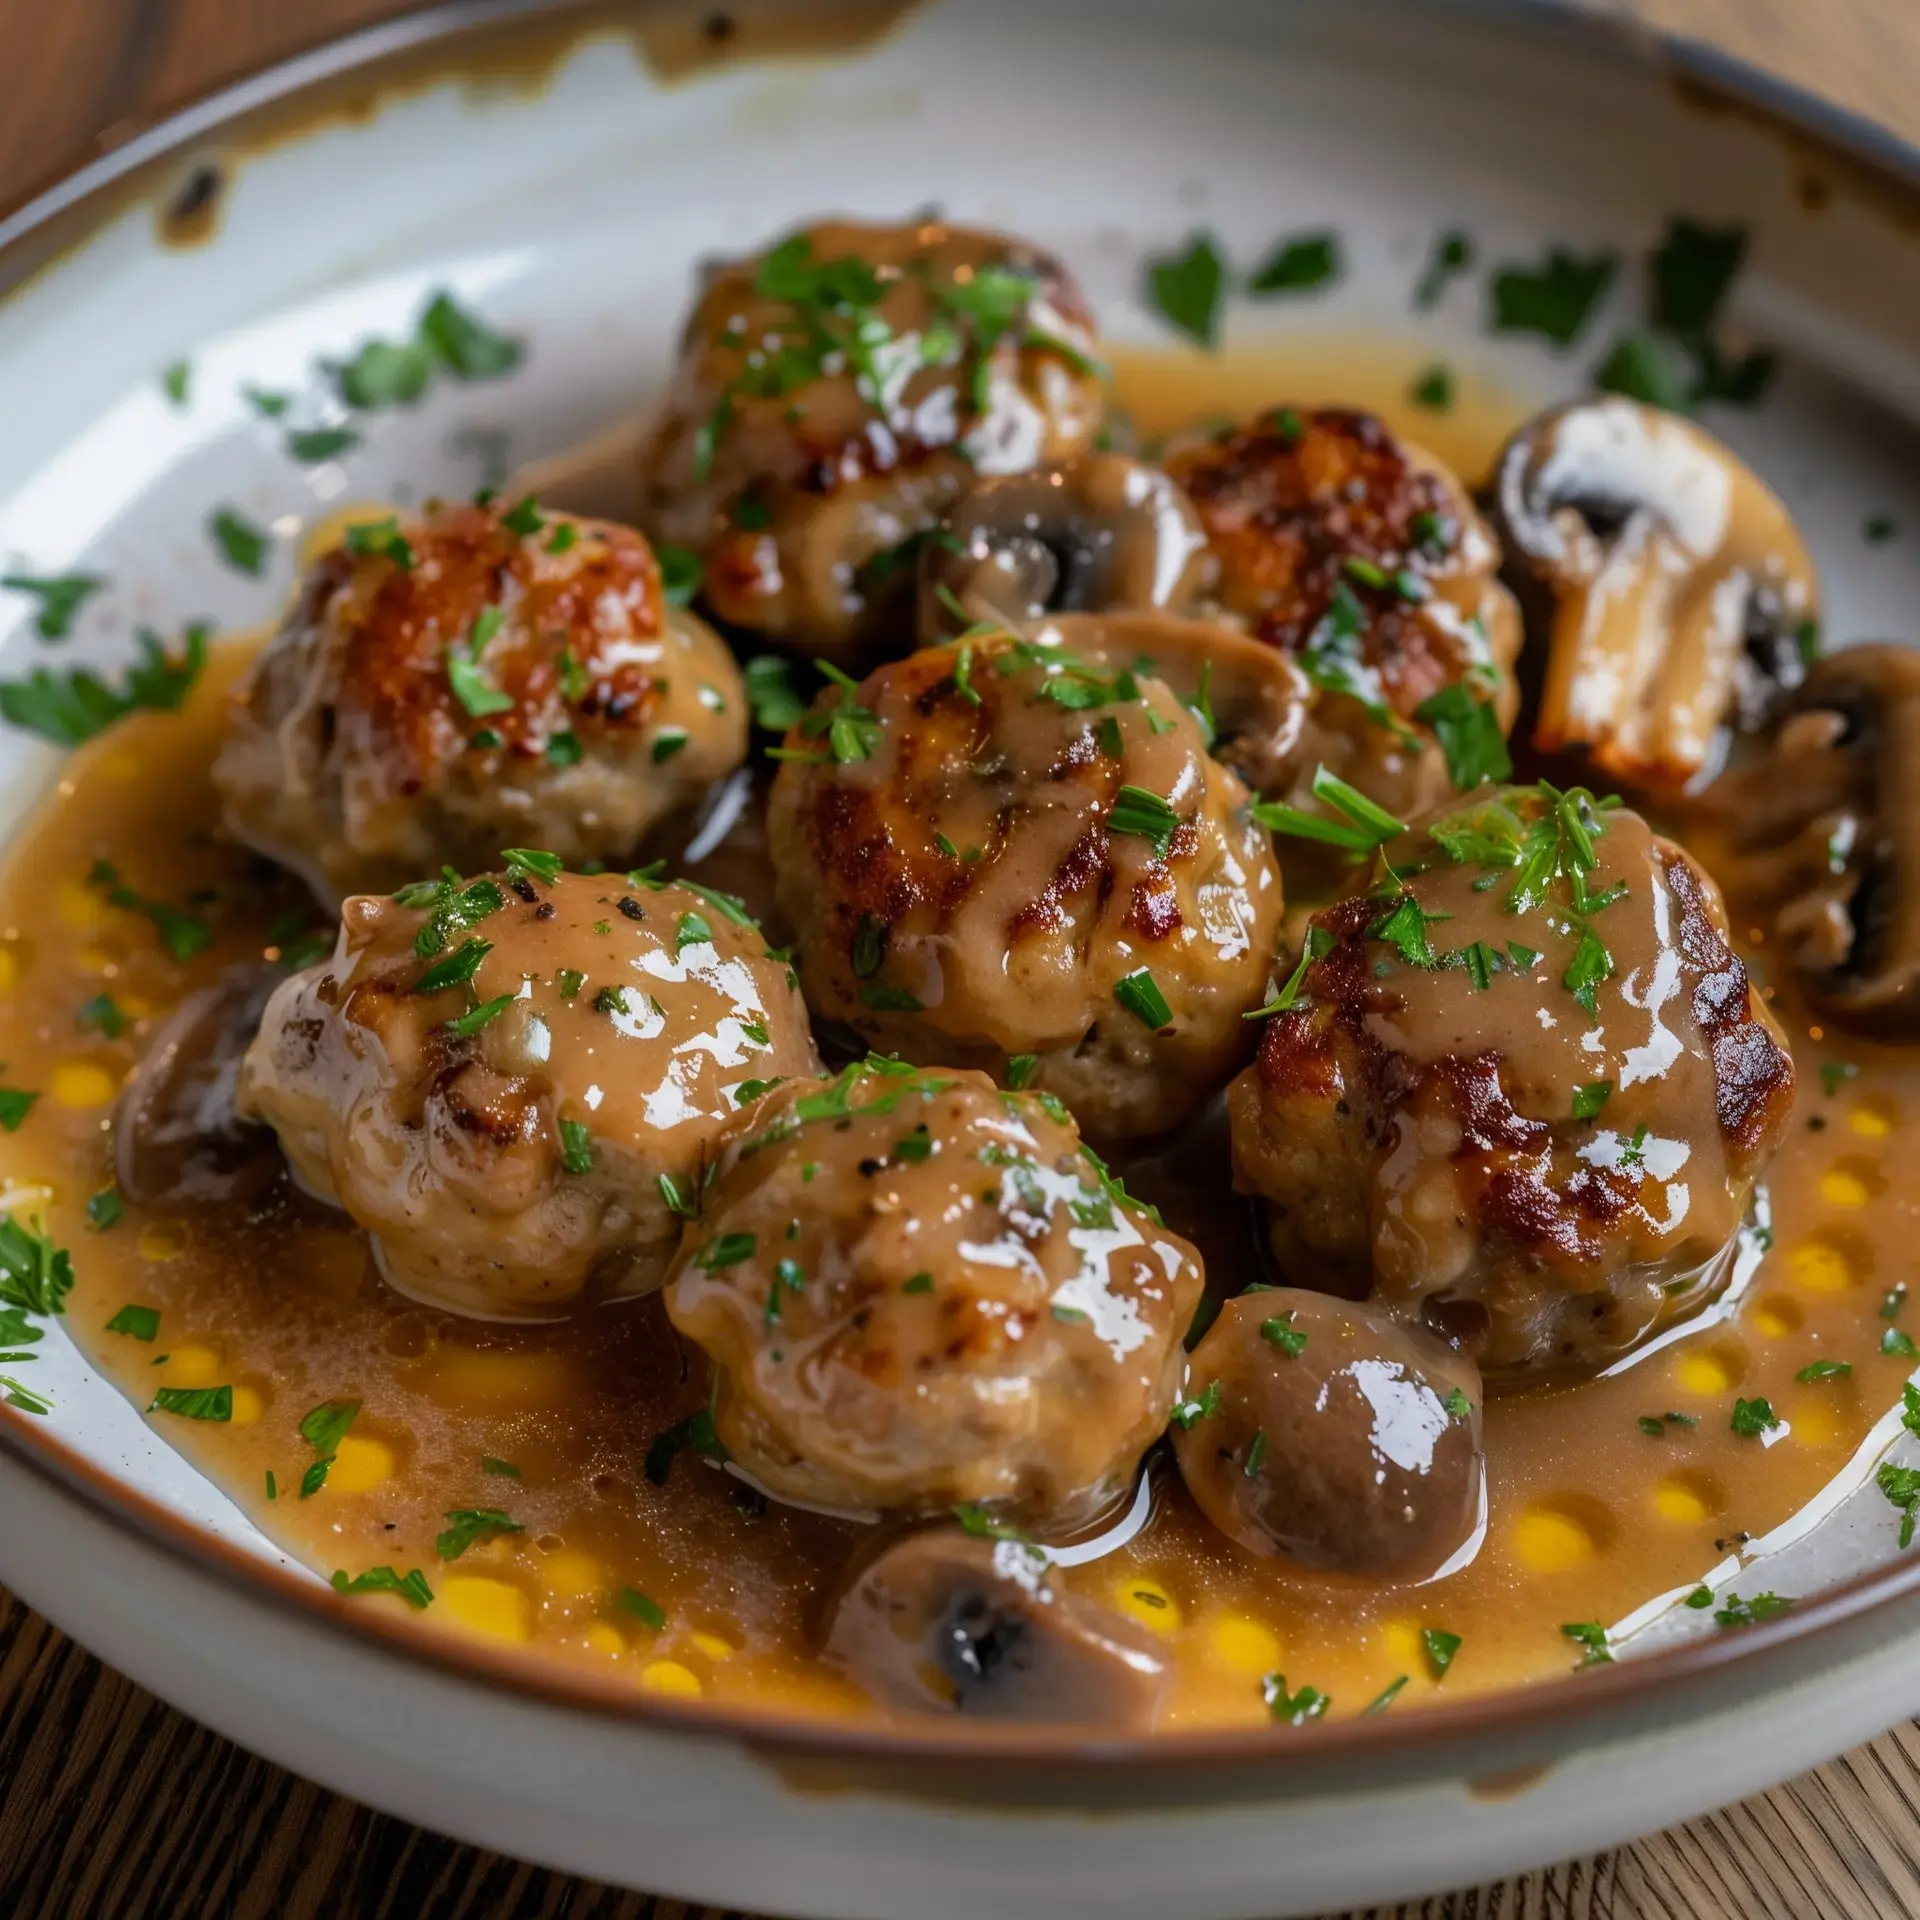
<box><xmin>664</xmin><ymin>1062</ymin><xmax>1204</xmax><ymax>1523</ymax></box>
<box><xmin>1171</xmin><ymin>1290</ymin><xmax>1484</xmax><ymax>1578</ymax></box>
<box><xmin>1228</xmin><ymin>785</ymin><xmax>1796</xmax><ymax>1383</ymax></box>
<box><xmin>237</xmin><ymin>867</ymin><xmax>819</xmax><ymax>1320</ymax></box>
<box><xmin>637</xmin><ymin>218</ymin><xmax>1103</xmax><ymax>666</ymax></box>
<box><xmin>214</xmin><ymin>500</ymin><xmax>746</xmax><ymax>905</ymax></box>
<box><xmin>766</xmin><ymin>631</ymin><xmax>1285</xmax><ymax>1140</ymax></box>
<box><xmin>820</xmin><ymin>1524</ymin><xmax>1167</xmax><ymax>1725</ymax></box>
<box><xmin>1164</xmin><ymin>407</ymin><xmax>1522</xmax><ymax>823</ymax></box>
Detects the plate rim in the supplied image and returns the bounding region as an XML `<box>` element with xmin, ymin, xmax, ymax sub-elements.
<box><xmin>4</xmin><ymin>0</ymin><xmax>1920</xmax><ymax>1785</ymax></box>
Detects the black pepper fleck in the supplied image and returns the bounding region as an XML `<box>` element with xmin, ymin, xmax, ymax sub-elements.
<box><xmin>534</xmin><ymin>901</ymin><xmax>557</xmax><ymax>922</ymax></box>
<box><xmin>617</xmin><ymin>896</ymin><xmax>647</xmax><ymax>922</ymax></box>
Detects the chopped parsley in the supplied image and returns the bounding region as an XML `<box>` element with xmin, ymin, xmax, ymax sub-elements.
<box><xmin>617</xmin><ymin>1587</ymin><xmax>668</xmax><ymax>1631</ymax></box>
<box><xmin>1731</xmin><ymin>1395</ymin><xmax>1780</xmax><ymax>1438</ymax></box>
<box><xmin>744</xmin><ymin>654</ymin><xmax>808</xmax><ymax>732</ymax></box>
<box><xmin>88</xmin><ymin>859</ymin><xmax>213</xmax><ymax>961</ymax></box>
<box><xmin>2</xmin><ymin>572</ymin><xmax>106</xmax><ymax>641</ymax></box>
<box><xmin>1413</xmin><ymin>228</ymin><xmax>1474</xmax><ymax>310</ymax></box>
<box><xmin>344</xmin><ymin>515</ymin><xmax>415</xmax><ymax>569</ymax></box>
<box><xmin>86</xmin><ymin>1190</ymin><xmax>123</xmax><ymax>1230</ymax></box>
<box><xmin>1246</xmin><ymin>230</ymin><xmax>1340</xmax><ymax>297</ymax></box>
<box><xmin>415</xmin><ymin>938</ymin><xmax>491</xmax><ymax>994</ymax></box>
<box><xmin>77</xmin><ymin>992</ymin><xmax>127</xmax><ymax>1039</ymax></box>
<box><xmin>1259</xmin><ymin>1312</ymin><xmax>1308</xmax><ymax>1357</ymax></box>
<box><xmin>675</xmin><ymin>910</ymin><xmax>714</xmax><ymax>955</ymax></box>
<box><xmin>330</xmin><ymin>1566</ymin><xmax>433</xmax><ymax>1609</ymax></box>
<box><xmin>286</xmin><ymin>426</ymin><xmax>359</xmax><ymax>464</ymax></box>
<box><xmin>1416</xmin><ymin>683</ymin><xmax>1511</xmax><ymax>790</ymax></box>
<box><xmin>446</xmin><ymin>994</ymin><xmax>514</xmax><ymax>1039</ymax></box>
<box><xmin>645</xmin><ymin>1407</ymin><xmax>729</xmax><ymax>1483</ymax></box>
<box><xmin>860</xmin><ymin>982</ymin><xmax>923</xmax><ymax>1013</ymax></box>
<box><xmin>694</xmin><ymin>1231</ymin><xmax>756</xmax><ymax>1271</ymax></box>
<box><xmin>161</xmin><ymin>359</ymin><xmax>191</xmax><ymax>405</ymax></box>
<box><xmin>0</xmin><ymin>1087</ymin><xmax>36</xmax><ymax>1131</ymax></box>
<box><xmin>1144</xmin><ymin>232</ymin><xmax>1226</xmax><ymax>348</ymax></box>
<box><xmin>559</xmin><ymin>1119</ymin><xmax>594</xmax><ymax>1174</ymax></box>
<box><xmin>1362</xmin><ymin>1675</ymin><xmax>1408</xmax><ymax>1716</ymax></box>
<box><xmin>1795</xmin><ymin>1360</ymin><xmax>1852</xmax><ymax>1383</ymax></box>
<box><xmin>435</xmin><ymin>1507</ymin><xmax>524</xmax><ymax>1560</ymax></box>
<box><xmin>1</xmin><ymin>621</ymin><xmax>207</xmax><ymax>747</ymax></box>
<box><xmin>151</xmin><ymin>1384</ymin><xmax>232</xmax><ymax>1422</ymax></box>
<box><xmin>105</xmin><ymin>1304</ymin><xmax>159</xmax><ymax>1341</ymax></box>
<box><xmin>1712</xmin><ymin>1591</ymin><xmax>1794</xmax><ymax>1630</ymax></box>
<box><xmin>419</xmin><ymin>291</ymin><xmax>522</xmax><ymax>379</ymax></box>
<box><xmin>1261</xmin><ymin>1674</ymin><xmax>1330</xmax><ymax>1726</ymax></box>
<box><xmin>1490</xmin><ymin>248</ymin><xmax>1617</xmax><ymax>346</ymax></box>
<box><xmin>1246</xmin><ymin>924</ymin><xmax>1336</xmax><ymax>1021</ymax></box>
<box><xmin>1408</xmin><ymin>363</ymin><xmax>1454</xmax><ymax>412</ymax></box>
<box><xmin>446</xmin><ymin>606</ymin><xmax>515</xmax><ymax>717</ymax></box>
<box><xmin>208</xmin><ymin>507</ymin><xmax>271</xmax><ymax>575</ymax></box>
<box><xmin>1443</xmin><ymin>1388</ymin><xmax>1474</xmax><ymax>1421</ymax></box>
<box><xmin>1113</xmin><ymin>968</ymin><xmax>1173</xmax><ymax>1031</ymax></box>
<box><xmin>482</xmin><ymin>1456</ymin><xmax>522</xmax><ymax>1479</ymax></box>
<box><xmin>1170</xmin><ymin>1380</ymin><xmax>1222</xmax><ymax>1430</ymax></box>
<box><xmin>1004</xmin><ymin>1054</ymin><xmax>1040</xmax><ymax>1091</ymax></box>
<box><xmin>1560</xmin><ymin>1620</ymin><xmax>1612</xmax><ymax>1667</ymax></box>
<box><xmin>1107</xmin><ymin>783</ymin><xmax>1180</xmax><ymax>858</ymax></box>
<box><xmin>546</xmin><ymin>729</ymin><xmax>584</xmax><ymax>767</ymax></box>
<box><xmin>1253</xmin><ymin>762</ymin><xmax>1407</xmax><ymax>854</ymax></box>
<box><xmin>1422</xmin><ymin>1628</ymin><xmax>1462</xmax><ymax>1677</ymax></box>
<box><xmin>502</xmin><ymin>846</ymin><xmax>564</xmax><ymax>884</ymax></box>
<box><xmin>1884</xmin><ymin>1327</ymin><xmax>1919</xmax><ymax>1360</ymax></box>
<box><xmin>1572</xmin><ymin>1081</ymin><xmax>1614</xmax><ymax>1120</ymax></box>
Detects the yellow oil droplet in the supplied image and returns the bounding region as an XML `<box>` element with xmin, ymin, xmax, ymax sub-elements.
<box><xmin>441</xmin><ymin>1576</ymin><xmax>534</xmax><ymax>1643</ymax></box>
<box><xmin>96</xmin><ymin>749</ymin><xmax>141</xmax><ymax>783</ymax></box>
<box><xmin>327</xmin><ymin>1434</ymin><xmax>397</xmax><ymax>1493</ymax></box>
<box><xmin>50</xmin><ymin>1061</ymin><xmax>118</xmax><ymax>1108</ymax></box>
<box><xmin>0</xmin><ymin>1181</ymin><xmax>57</xmax><ymax>1216</ymax></box>
<box><xmin>1850</xmin><ymin>1100</ymin><xmax>1897</xmax><ymax>1140</ymax></box>
<box><xmin>57</xmin><ymin>878</ymin><xmax>110</xmax><ymax>930</ymax></box>
<box><xmin>139</xmin><ymin>1220</ymin><xmax>189</xmax><ymax>1262</ymax></box>
<box><xmin>1210</xmin><ymin>1615</ymin><xmax>1283</xmax><ymax>1675</ymax></box>
<box><xmin>228</xmin><ymin>1384</ymin><xmax>266</xmax><ymax>1426</ymax></box>
<box><xmin>639</xmin><ymin>1659</ymin><xmax>704</xmax><ymax>1698</ymax></box>
<box><xmin>584</xmin><ymin>1622</ymin><xmax>625</xmax><ymax>1659</ymax></box>
<box><xmin>1820</xmin><ymin>1163</ymin><xmax>1877</xmax><ymax>1210</ymax></box>
<box><xmin>1512</xmin><ymin>1507</ymin><xmax>1597</xmax><ymax>1573</ymax></box>
<box><xmin>162</xmin><ymin>1344</ymin><xmax>222</xmax><ymax>1388</ymax></box>
<box><xmin>1652</xmin><ymin>1478</ymin><xmax>1713</xmax><ymax>1526</ymax></box>
<box><xmin>75</xmin><ymin>945</ymin><xmax>119</xmax><ymax>976</ymax></box>
<box><xmin>1111</xmin><ymin>1576</ymin><xmax>1180</xmax><ymax>1634</ymax></box>
<box><xmin>1675</xmin><ymin>1349</ymin><xmax>1738</xmax><ymax>1396</ymax></box>
<box><xmin>116</xmin><ymin>992</ymin><xmax>155</xmax><ymax>1021</ymax></box>
<box><xmin>1790</xmin><ymin>1233</ymin><xmax>1859</xmax><ymax>1293</ymax></box>
<box><xmin>0</xmin><ymin>946</ymin><xmax>19</xmax><ymax>993</ymax></box>
<box><xmin>540</xmin><ymin>1550</ymin><xmax>603</xmax><ymax>1599</ymax></box>
<box><xmin>1751</xmin><ymin>1296</ymin><xmax>1804</xmax><ymax>1340</ymax></box>
<box><xmin>690</xmin><ymin>1630</ymin><xmax>737</xmax><ymax>1663</ymax></box>
<box><xmin>425</xmin><ymin>1347</ymin><xmax>572</xmax><ymax>1409</ymax></box>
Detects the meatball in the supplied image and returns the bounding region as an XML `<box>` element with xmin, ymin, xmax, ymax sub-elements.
<box><xmin>214</xmin><ymin>499</ymin><xmax>747</xmax><ymax>905</ymax></box>
<box><xmin>636</xmin><ymin>218</ymin><xmax>1103</xmax><ymax>666</ymax></box>
<box><xmin>237</xmin><ymin>866</ymin><xmax>819</xmax><ymax>1320</ymax></box>
<box><xmin>664</xmin><ymin>1061</ymin><xmax>1204</xmax><ymax>1523</ymax></box>
<box><xmin>1171</xmin><ymin>1290</ymin><xmax>1485</xmax><ymax>1578</ymax></box>
<box><xmin>820</xmin><ymin>1524</ymin><xmax>1167</xmax><ymax>1725</ymax></box>
<box><xmin>766</xmin><ymin>630</ymin><xmax>1285</xmax><ymax>1140</ymax></box>
<box><xmin>1227</xmin><ymin>785</ymin><xmax>1795</xmax><ymax>1383</ymax></box>
<box><xmin>1164</xmin><ymin>407</ymin><xmax>1522</xmax><ymax>823</ymax></box>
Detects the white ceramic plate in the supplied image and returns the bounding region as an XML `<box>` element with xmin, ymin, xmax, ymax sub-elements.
<box><xmin>8</xmin><ymin>3</ymin><xmax>1920</xmax><ymax>1912</ymax></box>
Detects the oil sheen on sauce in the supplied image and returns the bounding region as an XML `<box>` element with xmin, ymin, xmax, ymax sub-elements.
<box><xmin>0</xmin><ymin>347</ymin><xmax>1913</xmax><ymax>1731</ymax></box>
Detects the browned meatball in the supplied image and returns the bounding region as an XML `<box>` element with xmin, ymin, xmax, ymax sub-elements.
<box><xmin>238</xmin><ymin>867</ymin><xmax>818</xmax><ymax>1320</ymax></box>
<box><xmin>214</xmin><ymin>500</ymin><xmax>746</xmax><ymax>905</ymax></box>
<box><xmin>1228</xmin><ymin>785</ymin><xmax>1796</xmax><ymax>1383</ymax></box>
<box><xmin>664</xmin><ymin>1062</ymin><xmax>1204</xmax><ymax>1525</ymax></box>
<box><xmin>637</xmin><ymin>219</ymin><xmax>1104</xmax><ymax>666</ymax></box>
<box><xmin>1164</xmin><ymin>407</ymin><xmax>1522</xmax><ymax>824</ymax></box>
<box><xmin>820</xmin><ymin>1524</ymin><xmax>1167</xmax><ymax>1725</ymax></box>
<box><xmin>1171</xmin><ymin>1290</ymin><xmax>1485</xmax><ymax>1578</ymax></box>
<box><xmin>765</xmin><ymin>631</ymin><xmax>1284</xmax><ymax>1140</ymax></box>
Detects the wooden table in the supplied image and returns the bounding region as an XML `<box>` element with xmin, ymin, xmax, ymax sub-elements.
<box><xmin>7</xmin><ymin>3</ymin><xmax>1920</xmax><ymax>1915</ymax></box>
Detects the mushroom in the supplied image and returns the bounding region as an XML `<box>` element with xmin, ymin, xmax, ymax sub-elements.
<box><xmin>820</xmin><ymin>1524</ymin><xmax>1167</xmax><ymax>1725</ymax></box>
<box><xmin>114</xmin><ymin>965</ymin><xmax>288</xmax><ymax>1207</ymax></box>
<box><xmin>1169</xmin><ymin>1290</ymin><xmax>1485</xmax><ymax>1579</ymax></box>
<box><xmin>1035</xmin><ymin>608</ymin><xmax>1310</xmax><ymax>798</ymax></box>
<box><xmin>1488</xmin><ymin>396</ymin><xmax>1817</xmax><ymax>793</ymax></box>
<box><xmin>917</xmin><ymin>453</ymin><xmax>1213</xmax><ymax>638</ymax></box>
<box><xmin>1710</xmin><ymin>644</ymin><xmax>1920</xmax><ymax>1032</ymax></box>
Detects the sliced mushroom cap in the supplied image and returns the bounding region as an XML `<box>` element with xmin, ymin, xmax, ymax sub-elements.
<box><xmin>114</xmin><ymin>964</ymin><xmax>288</xmax><ymax>1207</ymax></box>
<box><xmin>1030</xmin><ymin>609</ymin><xmax>1310</xmax><ymax>798</ymax></box>
<box><xmin>1489</xmin><ymin>396</ymin><xmax>1817</xmax><ymax>793</ymax></box>
<box><xmin>1170</xmin><ymin>1290</ymin><xmax>1485</xmax><ymax>1579</ymax></box>
<box><xmin>820</xmin><ymin>1524</ymin><xmax>1167</xmax><ymax>1726</ymax></box>
<box><xmin>918</xmin><ymin>454</ymin><xmax>1212</xmax><ymax>638</ymax></box>
<box><xmin>1711</xmin><ymin>643</ymin><xmax>1920</xmax><ymax>1031</ymax></box>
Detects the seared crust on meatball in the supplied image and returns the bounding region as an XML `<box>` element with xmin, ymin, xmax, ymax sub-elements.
<box><xmin>665</xmin><ymin>1061</ymin><xmax>1204</xmax><ymax>1523</ymax></box>
<box><xmin>1228</xmin><ymin>786</ymin><xmax>1795</xmax><ymax>1383</ymax></box>
<box><xmin>214</xmin><ymin>500</ymin><xmax>746</xmax><ymax>905</ymax></box>
<box><xmin>236</xmin><ymin>868</ymin><xmax>818</xmax><ymax>1321</ymax></box>
<box><xmin>1171</xmin><ymin>1290</ymin><xmax>1485</xmax><ymax>1578</ymax></box>
<box><xmin>766</xmin><ymin>630</ymin><xmax>1285</xmax><ymax>1140</ymax></box>
<box><xmin>1164</xmin><ymin>408</ymin><xmax>1521</xmax><ymax>823</ymax></box>
<box><xmin>637</xmin><ymin>219</ymin><xmax>1104</xmax><ymax>665</ymax></box>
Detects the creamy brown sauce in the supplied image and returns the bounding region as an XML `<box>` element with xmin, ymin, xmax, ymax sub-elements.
<box><xmin>1</xmin><ymin>352</ymin><xmax>1914</xmax><ymax>1729</ymax></box>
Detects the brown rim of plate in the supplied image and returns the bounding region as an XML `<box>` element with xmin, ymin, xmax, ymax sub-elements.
<box><xmin>4</xmin><ymin>0</ymin><xmax>1920</xmax><ymax>1791</ymax></box>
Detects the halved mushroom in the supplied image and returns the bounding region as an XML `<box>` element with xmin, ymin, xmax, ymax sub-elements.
<box><xmin>1708</xmin><ymin>644</ymin><xmax>1920</xmax><ymax>1031</ymax></box>
<box><xmin>1488</xmin><ymin>396</ymin><xmax>1817</xmax><ymax>793</ymax></box>
<box><xmin>114</xmin><ymin>964</ymin><xmax>287</xmax><ymax>1207</ymax></box>
<box><xmin>1037</xmin><ymin>609</ymin><xmax>1311</xmax><ymax>797</ymax></box>
<box><xmin>918</xmin><ymin>454</ymin><xmax>1213</xmax><ymax>637</ymax></box>
<box><xmin>819</xmin><ymin>1524</ymin><xmax>1167</xmax><ymax>1726</ymax></box>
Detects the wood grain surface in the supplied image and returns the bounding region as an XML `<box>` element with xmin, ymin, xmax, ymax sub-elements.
<box><xmin>6</xmin><ymin>3</ymin><xmax>1920</xmax><ymax>1917</ymax></box>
